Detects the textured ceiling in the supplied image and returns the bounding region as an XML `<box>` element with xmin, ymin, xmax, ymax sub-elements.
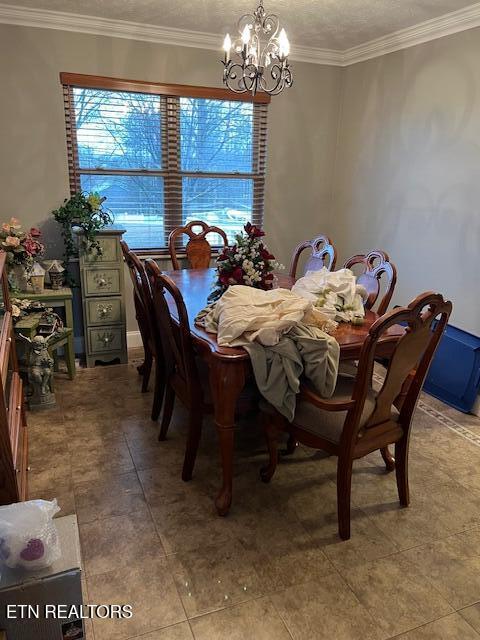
<box><xmin>9</xmin><ymin>0</ymin><xmax>479</xmax><ymax>49</ymax></box>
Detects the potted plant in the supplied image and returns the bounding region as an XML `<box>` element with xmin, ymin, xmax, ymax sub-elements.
<box><xmin>0</xmin><ymin>218</ymin><xmax>45</xmax><ymax>291</ymax></box>
<box><xmin>51</xmin><ymin>192</ymin><xmax>113</xmax><ymax>272</ymax></box>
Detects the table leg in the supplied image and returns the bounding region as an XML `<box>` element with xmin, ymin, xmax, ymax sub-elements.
<box><xmin>209</xmin><ymin>360</ymin><xmax>246</xmax><ymax>516</ymax></box>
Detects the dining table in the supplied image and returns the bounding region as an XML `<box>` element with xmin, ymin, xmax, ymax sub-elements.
<box><xmin>163</xmin><ymin>267</ymin><xmax>405</xmax><ymax>516</ymax></box>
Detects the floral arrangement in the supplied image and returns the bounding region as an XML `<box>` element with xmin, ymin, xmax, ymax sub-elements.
<box><xmin>10</xmin><ymin>298</ymin><xmax>48</xmax><ymax>322</ymax></box>
<box><xmin>209</xmin><ymin>222</ymin><xmax>282</xmax><ymax>301</ymax></box>
<box><xmin>0</xmin><ymin>218</ymin><xmax>45</xmax><ymax>268</ymax></box>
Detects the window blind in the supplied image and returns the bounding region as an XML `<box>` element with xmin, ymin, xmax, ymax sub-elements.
<box><xmin>61</xmin><ymin>73</ymin><xmax>269</xmax><ymax>251</ymax></box>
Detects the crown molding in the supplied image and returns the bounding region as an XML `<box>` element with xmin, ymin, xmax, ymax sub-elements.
<box><xmin>342</xmin><ymin>1</ymin><xmax>480</xmax><ymax>65</ymax></box>
<box><xmin>1</xmin><ymin>2</ymin><xmax>480</xmax><ymax>68</ymax></box>
<box><xmin>0</xmin><ymin>3</ymin><xmax>342</xmax><ymax>65</ymax></box>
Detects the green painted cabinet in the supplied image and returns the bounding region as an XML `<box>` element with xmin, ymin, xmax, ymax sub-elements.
<box><xmin>79</xmin><ymin>229</ymin><xmax>127</xmax><ymax>367</ymax></box>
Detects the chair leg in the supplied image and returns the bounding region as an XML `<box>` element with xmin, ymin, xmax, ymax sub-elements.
<box><xmin>141</xmin><ymin>349</ymin><xmax>153</xmax><ymax>393</ymax></box>
<box><xmin>260</xmin><ymin>413</ymin><xmax>282</xmax><ymax>483</ymax></box>
<box><xmin>337</xmin><ymin>456</ymin><xmax>353</xmax><ymax>540</ymax></box>
<box><xmin>380</xmin><ymin>446</ymin><xmax>395</xmax><ymax>472</ymax></box>
<box><xmin>395</xmin><ymin>437</ymin><xmax>410</xmax><ymax>507</ymax></box>
<box><xmin>182</xmin><ymin>409</ymin><xmax>203</xmax><ymax>481</ymax></box>
<box><xmin>150</xmin><ymin>358</ymin><xmax>165</xmax><ymax>422</ymax></box>
<box><xmin>283</xmin><ymin>433</ymin><xmax>298</xmax><ymax>456</ymax></box>
<box><xmin>158</xmin><ymin>384</ymin><xmax>175</xmax><ymax>441</ymax></box>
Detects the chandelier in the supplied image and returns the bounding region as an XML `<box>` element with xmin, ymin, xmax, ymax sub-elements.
<box><xmin>222</xmin><ymin>0</ymin><xmax>293</xmax><ymax>97</ymax></box>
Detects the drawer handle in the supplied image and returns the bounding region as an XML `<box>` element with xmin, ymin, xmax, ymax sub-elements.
<box><xmin>98</xmin><ymin>332</ymin><xmax>115</xmax><ymax>347</ymax></box>
<box><xmin>93</xmin><ymin>273</ymin><xmax>112</xmax><ymax>289</ymax></box>
<box><xmin>97</xmin><ymin>304</ymin><xmax>113</xmax><ymax>318</ymax></box>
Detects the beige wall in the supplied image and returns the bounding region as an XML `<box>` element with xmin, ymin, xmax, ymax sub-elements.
<box><xmin>1</xmin><ymin>23</ymin><xmax>479</xmax><ymax>338</ymax></box>
<box><xmin>0</xmin><ymin>24</ymin><xmax>342</xmax><ymax>333</ymax></box>
<box><xmin>333</xmin><ymin>28</ymin><xmax>480</xmax><ymax>335</ymax></box>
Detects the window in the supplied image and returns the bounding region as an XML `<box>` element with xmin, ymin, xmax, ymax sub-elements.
<box><xmin>61</xmin><ymin>74</ymin><xmax>269</xmax><ymax>250</ymax></box>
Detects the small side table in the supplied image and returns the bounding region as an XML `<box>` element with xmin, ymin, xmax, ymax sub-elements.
<box><xmin>14</xmin><ymin>287</ymin><xmax>76</xmax><ymax>379</ymax></box>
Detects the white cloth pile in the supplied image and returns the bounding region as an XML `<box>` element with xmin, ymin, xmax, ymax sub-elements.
<box><xmin>292</xmin><ymin>267</ymin><xmax>368</xmax><ymax>323</ymax></box>
<box><xmin>200</xmin><ymin>285</ymin><xmax>337</xmax><ymax>347</ymax></box>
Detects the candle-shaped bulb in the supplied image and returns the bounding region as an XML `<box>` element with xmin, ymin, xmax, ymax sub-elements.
<box><xmin>278</xmin><ymin>28</ymin><xmax>290</xmax><ymax>58</ymax></box>
<box><xmin>223</xmin><ymin>33</ymin><xmax>232</xmax><ymax>53</ymax></box>
<box><xmin>241</xmin><ymin>24</ymin><xmax>251</xmax><ymax>46</ymax></box>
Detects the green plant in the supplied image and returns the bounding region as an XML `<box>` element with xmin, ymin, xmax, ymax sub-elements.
<box><xmin>52</xmin><ymin>192</ymin><xmax>113</xmax><ymax>269</ymax></box>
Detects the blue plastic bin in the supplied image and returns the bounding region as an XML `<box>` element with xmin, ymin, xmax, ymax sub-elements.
<box><xmin>424</xmin><ymin>324</ymin><xmax>480</xmax><ymax>413</ymax></box>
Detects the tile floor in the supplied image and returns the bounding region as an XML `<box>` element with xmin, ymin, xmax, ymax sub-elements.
<box><xmin>27</xmin><ymin>354</ymin><xmax>480</xmax><ymax>640</ymax></box>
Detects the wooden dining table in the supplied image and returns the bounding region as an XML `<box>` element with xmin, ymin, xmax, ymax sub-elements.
<box><xmin>164</xmin><ymin>267</ymin><xmax>405</xmax><ymax>516</ymax></box>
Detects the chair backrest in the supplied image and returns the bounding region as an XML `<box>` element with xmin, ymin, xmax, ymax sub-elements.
<box><xmin>121</xmin><ymin>240</ymin><xmax>154</xmax><ymax>353</ymax></box>
<box><xmin>289</xmin><ymin>234</ymin><xmax>337</xmax><ymax>279</ymax></box>
<box><xmin>352</xmin><ymin>292</ymin><xmax>452</xmax><ymax>438</ymax></box>
<box><xmin>168</xmin><ymin>220</ymin><xmax>229</xmax><ymax>270</ymax></box>
<box><xmin>144</xmin><ymin>259</ymin><xmax>199</xmax><ymax>393</ymax></box>
<box><xmin>344</xmin><ymin>250</ymin><xmax>397</xmax><ymax>315</ymax></box>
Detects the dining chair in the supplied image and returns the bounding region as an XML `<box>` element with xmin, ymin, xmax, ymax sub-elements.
<box><xmin>344</xmin><ymin>250</ymin><xmax>397</xmax><ymax>315</ymax></box>
<box><xmin>289</xmin><ymin>234</ymin><xmax>337</xmax><ymax>279</ymax></box>
<box><xmin>144</xmin><ymin>258</ymin><xmax>212</xmax><ymax>480</ymax></box>
<box><xmin>343</xmin><ymin>250</ymin><xmax>398</xmax><ymax>468</ymax></box>
<box><xmin>168</xmin><ymin>220</ymin><xmax>229</xmax><ymax>270</ymax></box>
<box><xmin>121</xmin><ymin>241</ymin><xmax>165</xmax><ymax>421</ymax></box>
<box><xmin>259</xmin><ymin>291</ymin><xmax>452</xmax><ymax>540</ymax></box>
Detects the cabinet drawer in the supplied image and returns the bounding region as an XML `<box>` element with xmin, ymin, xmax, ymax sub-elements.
<box><xmin>86</xmin><ymin>297</ymin><xmax>123</xmax><ymax>325</ymax></box>
<box><xmin>82</xmin><ymin>236</ymin><xmax>120</xmax><ymax>264</ymax></box>
<box><xmin>87</xmin><ymin>326</ymin><xmax>125</xmax><ymax>355</ymax></box>
<box><xmin>84</xmin><ymin>268</ymin><xmax>121</xmax><ymax>296</ymax></box>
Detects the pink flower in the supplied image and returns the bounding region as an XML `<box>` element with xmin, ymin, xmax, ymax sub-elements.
<box><xmin>5</xmin><ymin>236</ymin><xmax>20</xmax><ymax>247</ymax></box>
<box><xmin>9</xmin><ymin>218</ymin><xmax>21</xmax><ymax>229</ymax></box>
<box><xmin>2</xmin><ymin>223</ymin><xmax>11</xmax><ymax>232</ymax></box>
<box><xmin>29</xmin><ymin>227</ymin><xmax>41</xmax><ymax>238</ymax></box>
<box><xmin>23</xmin><ymin>239</ymin><xmax>38</xmax><ymax>255</ymax></box>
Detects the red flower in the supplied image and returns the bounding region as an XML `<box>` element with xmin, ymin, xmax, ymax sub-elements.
<box><xmin>29</xmin><ymin>227</ymin><xmax>41</xmax><ymax>237</ymax></box>
<box><xmin>244</xmin><ymin>222</ymin><xmax>265</xmax><ymax>238</ymax></box>
<box><xmin>260</xmin><ymin>247</ymin><xmax>274</xmax><ymax>260</ymax></box>
<box><xmin>219</xmin><ymin>273</ymin><xmax>230</xmax><ymax>285</ymax></box>
<box><xmin>231</xmin><ymin>267</ymin><xmax>244</xmax><ymax>284</ymax></box>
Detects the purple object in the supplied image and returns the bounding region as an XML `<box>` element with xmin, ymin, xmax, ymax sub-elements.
<box><xmin>20</xmin><ymin>538</ymin><xmax>45</xmax><ymax>561</ymax></box>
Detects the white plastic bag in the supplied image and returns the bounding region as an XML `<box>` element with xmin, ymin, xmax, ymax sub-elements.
<box><xmin>0</xmin><ymin>499</ymin><xmax>61</xmax><ymax>570</ymax></box>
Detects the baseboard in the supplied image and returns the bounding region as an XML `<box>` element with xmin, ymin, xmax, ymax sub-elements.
<box><xmin>127</xmin><ymin>330</ymin><xmax>143</xmax><ymax>349</ymax></box>
<box><xmin>472</xmin><ymin>395</ymin><xmax>480</xmax><ymax>417</ymax></box>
